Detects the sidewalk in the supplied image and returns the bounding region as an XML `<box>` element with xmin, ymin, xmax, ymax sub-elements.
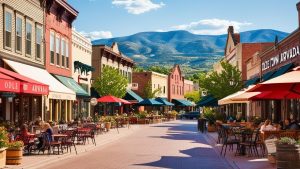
<box><xmin>203</xmin><ymin>131</ymin><xmax>276</xmax><ymax>169</ymax></box>
<box><xmin>6</xmin><ymin>125</ymin><xmax>141</xmax><ymax>169</ymax></box>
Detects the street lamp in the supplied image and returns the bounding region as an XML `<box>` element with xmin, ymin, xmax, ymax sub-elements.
<box><xmin>229</xmin><ymin>79</ymin><xmax>234</xmax><ymax>86</ymax></box>
<box><xmin>90</xmin><ymin>98</ymin><xmax>98</xmax><ymax>123</ymax></box>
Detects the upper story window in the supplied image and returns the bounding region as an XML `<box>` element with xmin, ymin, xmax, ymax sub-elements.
<box><xmin>26</xmin><ymin>20</ymin><xmax>32</xmax><ymax>56</ymax></box>
<box><xmin>16</xmin><ymin>16</ymin><xmax>22</xmax><ymax>52</ymax></box>
<box><xmin>56</xmin><ymin>36</ymin><xmax>60</xmax><ymax>66</ymax></box>
<box><xmin>50</xmin><ymin>32</ymin><xmax>55</xmax><ymax>64</ymax></box>
<box><xmin>65</xmin><ymin>40</ymin><xmax>69</xmax><ymax>68</ymax></box>
<box><xmin>61</xmin><ymin>39</ymin><xmax>65</xmax><ymax>67</ymax></box>
<box><xmin>36</xmin><ymin>26</ymin><xmax>42</xmax><ymax>60</ymax></box>
<box><xmin>4</xmin><ymin>11</ymin><xmax>12</xmax><ymax>49</ymax></box>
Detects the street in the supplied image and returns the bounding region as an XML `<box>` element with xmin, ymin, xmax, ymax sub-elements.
<box><xmin>41</xmin><ymin>121</ymin><xmax>232</xmax><ymax>169</ymax></box>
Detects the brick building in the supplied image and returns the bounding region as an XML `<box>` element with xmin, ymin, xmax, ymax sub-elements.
<box><xmin>168</xmin><ymin>65</ymin><xmax>184</xmax><ymax>101</ymax></box>
<box><xmin>132</xmin><ymin>71</ymin><xmax>168</xmax><ymax>98</ymax></box>
<box><xmin>184</xmin><ymin>79</ymin><xmax>194</xmax><ymax>94</ymax></box>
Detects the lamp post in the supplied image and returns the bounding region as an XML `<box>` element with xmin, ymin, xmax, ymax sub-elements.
<box><xmin>90</xmin><ymin>98</ymin><xmax>98</xmax><ymax>123</ymax></box>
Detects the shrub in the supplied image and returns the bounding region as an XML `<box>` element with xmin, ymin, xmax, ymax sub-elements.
<box><xmin>277</xmin><ymin>137</ymin><xmax>297</xmax><ymax>145</ymax></box>
<box><xmin>7</xmin><ymin>141</ymin><xmax>24</xmax><ymax>149</ymax></box>
<box><xmin>202</xmin><ymin>108</ymin><xmax>216</xmax><ymax>125</ymax></box>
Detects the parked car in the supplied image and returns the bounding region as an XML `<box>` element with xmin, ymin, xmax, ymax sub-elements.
<box><xmin>179</xmin><ymin>111</ymin><xmax>201</xmax><ymax>119</ymax></box>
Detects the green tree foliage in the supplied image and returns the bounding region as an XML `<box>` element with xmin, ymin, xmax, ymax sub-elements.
<box><xmin>93</xmin><ymin>66</ymin><xmax>128</xmax><ymax>98</ymax></box>
<box><xmin>133</xmin><ymin>66</ymin><xmax>145</xmax><ymax>72</ymax></box>
<box><xmin>143</xmin><ymin>81</ymin><xmax>161</xmax><ymax>99</ymax></box>
<box><xmin>184</xmin><ymin>90</ymin><xmax>201</xmax><ymax>103</ymax></box>
<box><xmin>147</xmin><ymin>65</ymin><xmax>170</xmax><ymax>74</ymax></box>
<box><xmin>199</xmin><ymin>61</ymin><xmax>243</xmax><ymax>99</ymax></box>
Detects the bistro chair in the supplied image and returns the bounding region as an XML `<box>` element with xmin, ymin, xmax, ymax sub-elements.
<box><xmin>61</xmin><ymin>130</ymin><xmax>77</xmax><ymax>154</ymax></box>
<box><xmin>237</xmin><ymin>128</ymin><xmax>260</xmax><ymax>157</ymax></box>
<box><xmin>220</xmin><ymin>126</ymin><xmax>240</xmax><ymax>156</ymax></box>
<box><xmin>38</xmin><ymin>132</ymin><xmax>62</xmax><ymax>155</ymax></box>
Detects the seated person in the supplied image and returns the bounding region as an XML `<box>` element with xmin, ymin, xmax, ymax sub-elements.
<box><xmin>20</xmin><ymin>124</ymin><xmax>31</xmax><ymax>137</ymax></box>
<box><xmin>288</xmin><ymin>119</ymin><xmax>300</xmax><ymax>130</ymax></box>
<box><xmin>260</xmin><ymin>119</ymin><xmax>276</xmax><ymax>133</ymax></box>
<box><xmin>52</xmin><ymin>122</ymin><xmax>59</xmax><ymax>134</ymax></box>
<box><xmin>279</xmin><ymin>119</ymin><xmax>290</xmax><ymax>130</ymax></box>
<box><xmin>43</xmin><ymin>123</ymin><xmax>53</xmax><ymax>142</ymax></box>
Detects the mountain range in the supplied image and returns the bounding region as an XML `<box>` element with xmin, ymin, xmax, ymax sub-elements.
<box><xmin>92</xmin><ymin>29</ymin><xmax>289</xmax><ymax>73</ymax></box>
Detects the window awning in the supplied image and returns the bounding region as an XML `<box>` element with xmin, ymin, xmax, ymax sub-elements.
<box><xmin>261</xmin><ymin>71</ymin><xmax>275</xmax><ymax>82</ymax></box>
<box><xmin>197</xmin><ymin>95</ymin><xmax>218</xmax><ymax>107</ymax></box>
<box><xmin>172</xmin><ymin>99</ymin><xmax>193</xmax><ymax>107</ymax></box>
<box><xmin>271</xmin><ymin>63</ymin><xmax>293</xmax><ymax>79</ymax></box>
<box><xmin>123</xmin><ymin>89</ymin><xmax>143</xmax><ymax>102</ymax></box>
<box><xmin>4</xmin><ymin>59</ymin><xmax>75</xmax><ymax>100</ymax></box>
<box><xmin>155</xmin><ymin>97</ymin><xmax>174</xmax><ymax>106</ymax></box>
<box><xmin>54</xmin><ymin>75</ymin><xmax>89</xmax><ymax>97</ymax></box>
<box><xmin>244</xmin><ymin>76</ymin><xmax>259</xmax><ymax>87</ymax></box>
<box><xmin>0</xmin><ymin>67</ymin><xmax>49</xmax><ymax>95</ymax></box>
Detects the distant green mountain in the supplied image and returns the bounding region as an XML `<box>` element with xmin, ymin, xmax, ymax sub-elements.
<box><xmin>92</xmin><ymin>29</ymin><xmax>288</xmax><ymax>72</ymax></box>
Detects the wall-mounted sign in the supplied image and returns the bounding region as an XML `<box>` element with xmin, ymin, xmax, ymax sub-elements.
<box><xmin>262</xmin><ymin>45</ymin><xmax>300</xmax><ymax>71</ymax></box>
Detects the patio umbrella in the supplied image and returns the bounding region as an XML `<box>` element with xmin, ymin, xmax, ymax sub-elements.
<box><xmin>97</xmin><ymin>95</ymin><xmax>125</xmax><ymax>103</ymax></box>
<box><xmin>119</xmin><ymin>98</ymin><xmax>132</xmax><ymax>105</ymax></box>
<box><xmin>155</xmin><ymin>98</ymin><xmax>174</xmax><ymax>106</ymax></box>
<box><xmin>137</xmin><ymin>99</ymin><xmax>163</xmax><ymax>106</ymax></box>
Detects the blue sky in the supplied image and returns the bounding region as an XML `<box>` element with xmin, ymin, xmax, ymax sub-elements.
<box><xmin>68</xmin><ymin>0</ymin><xmax>299</xmax><ymax>40</ymax></box>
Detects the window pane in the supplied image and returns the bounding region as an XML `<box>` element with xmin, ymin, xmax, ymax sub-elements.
<box><xmin>36</xmin><ymin>27</ymin><xmax>42</xmax><ymax>59</ymax></box>
<box><xmin>5</xmin><ymin>12</ymin><xmax>12</xmax><ymax>32</ymax></box>
<box><xmin>61</xmin><ymin>39</ymin><xmax>65</xmax><ymax>67</ymax></box>
<box><xmin>56</xmin><ymin>37</ymin><xmax>60</xmax><ymax>65</ymax></box>
<box><xmin>66</xmin><ymin>41</ymin><xmax>69</xmax><ymax>68</ymax></box>
<box><xmin>50</xmin><ymin>33</ymin><xmax>55</xmax><ymax>64</ymax></box>
<box><xmin>26</xmin><ymin>21</ymin><xmax>32</xmax><ymax>55</ymax></box>
<box><xmin>16</xmin><ymin>17</ymin><xmax>22</xmax><ymax>51</ymax></box>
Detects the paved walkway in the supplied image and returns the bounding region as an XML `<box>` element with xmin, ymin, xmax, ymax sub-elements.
<box><xmin>38</xmin><ymin>120</ymin><xmax>231</xmax><ymax>169</ymax></box>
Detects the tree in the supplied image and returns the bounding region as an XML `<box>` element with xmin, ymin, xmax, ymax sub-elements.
<box><xmin>147</xmin><ymin>65</ymin><xmax>170</xmax><ymax>74</ymax></box>
<box><xmin>133</xmin><ymin>65</ymin><xmax>145</xmax><ymax>72</ymax></box>
<box><xmin>143</xmin><ymin>81</ymin><xmax>161</xmax><ymax>99</ymax></box>
<box><xmin>93</xmin><ymin>66</ymin><xmax>128</xmax><ymax>98</ymax></box>
<box><xmin>184</xmin><ymin>90</ymin><xmax>201</xmax><ymax>103</ymax></box>
<box><xmin>199</xmin><ymin>61</ymin><xmax>243</xmax><ymax>99</ymax></box>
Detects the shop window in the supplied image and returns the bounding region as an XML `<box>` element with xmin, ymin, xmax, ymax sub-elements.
<box><xmin>26</xmin><ymin>21</ymin><xmax>32</xmax><ymax>56</ymax></box>
<box><xmin>36</xmin><ymin>26</ymin><xmax>42</xmax><ymax>59</ymax></box>
<box><xmin>56</xmin><ymin>36</ymin><xmax>60</xmax><ymax>66</ymax></box>
<box><xmin>16</xmin><ymin>16</ymin><xmax>22</xmax><ymax>52</ymax></box>
<box><xmin>50</xmin><ymin>32</ymin><xmax>55</xmax><ymax>64</ymax></box>
<box><xmin>66</xmin><ymin>40</ymin><xmax>69</xmax><ymax>68</ymax></box>
<box><xmin>61</xmin><ymin>39</ymin><xmax>65</xmax><ymax>67</ymax></box>
<box><xmin>4</xmin><ymin>11</ymin><xmax>12</xmax><ymax>49</ymax></box>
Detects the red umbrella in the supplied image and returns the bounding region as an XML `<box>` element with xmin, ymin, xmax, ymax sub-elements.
<box><xmin>97</xmin><ymin>95</ymin><xmax>124</xmax><ymax>103</ymax></box>
<box><xmin>119</xmin><ymin>98</ymin><xmax>132</xmax><ymax>105</ymax></box>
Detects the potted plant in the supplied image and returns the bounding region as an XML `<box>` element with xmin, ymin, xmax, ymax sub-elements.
<box><xmin>0</xmin><ymin>127</ymin><xmax>8</xmax><ymax>168</ymax></box>
<box><xmin>203</xmin><ymin>108</ymin><xmax>216</xmax><ymax>132</ymax></box>
<box><xmin>6</xmin><ymin>141</ymin><xmax>24</xmax><ymax>165</ymax></box>
<box><xmin>276</xmin><ymin>137</ymin><xmax>300</xmax><ymax>168</ymax></box>
<box><xmin>137</xmin><ymin>111</ymin><xmax>148</xmax><ymax>124</ymax></box>
<box><xmin>103</xmin><ymin>116</ymin><xmax>116</xmax><ymax>131</ymax></box>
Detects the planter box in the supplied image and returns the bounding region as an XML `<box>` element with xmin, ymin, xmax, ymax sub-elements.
<box><xmin>276</xmin><ymin>144</ymin><xmax>300</xmax><ymax>169</ymax></box>
<box><xmin>207</xmin><ymin>125</ymin><xmax>216</xmax><ymax>132</ymax></box>
<box><xmin>6</xmin><ymin>148</ymin><xmax>22</xmax><ymax>165</ymax></box>
<box><xmin>0</xmin><ymin>148</ymin><xmax>7</xmax><ymax>168</ymax></box>
<box><xmin>138</xmin><ymin>119</ymin><xmax>147</xmax><ymax>124</ymax></box>
<box><xmin>105</xmin><ymin>122</ymin><xmax>111</xmax><ymax>131</ymax></box>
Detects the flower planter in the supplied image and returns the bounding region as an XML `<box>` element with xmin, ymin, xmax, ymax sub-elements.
<box><xmin>207</xmin><ymin>124</ymin><xmax>216</xmax><ymax>132</ymax></box>
<box><xmin>138</xmin><ymin>119</ymin><xmax>146</xmax><ymax>124</ymax></box>
<box><xmin>0</xmin><ymin>148</ymin><xmax>7</xmax><ymax>168</ymax></box>
<box><xmin>6</xmin><ymin>148</ymin><xmax>22</xmax><ymax>165</ymax></box>
<box><xmin>276</xmin><ymin>144</ymin><xmax>300</xmax><ymax>169</ymax></box>
<box><xmin>105</xmin><ymin>122</ymin><xmax>111</xmax><ymax>131</ymax></box>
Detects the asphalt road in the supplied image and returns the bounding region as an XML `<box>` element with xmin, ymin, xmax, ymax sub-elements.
<box><xmin>42</xmin><ymin>120</ymin><xmax>231</xmax><ymax>169</ymax></box>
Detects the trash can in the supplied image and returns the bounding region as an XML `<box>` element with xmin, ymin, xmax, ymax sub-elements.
<box><xmin>198</xmin><ymin>118</ymin><xmax>207</xmax><ymax>133</ymax></box>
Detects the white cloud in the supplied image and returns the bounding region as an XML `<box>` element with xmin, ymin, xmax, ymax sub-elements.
<box><xmin>171</xmin><ymin>18</ymin><xmax>252</xmax><ymax>35</ymax></box>
<box><xmin>112</xmin><ymin>0</ymin><xmax>165</xmax><ymax>15</ymax></box>
<box><xmin>80</xmin><ymin>31</ymin><xmax>113</xmax><ymax>40</ymax></box>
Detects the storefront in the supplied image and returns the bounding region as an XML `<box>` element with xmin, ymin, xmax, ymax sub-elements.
<box><xmin>4</xmin><ymin>59</ymin><xmax>76</xmax><ymax>122</ymax></box>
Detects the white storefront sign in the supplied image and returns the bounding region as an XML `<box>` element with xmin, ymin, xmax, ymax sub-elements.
<box><xmin>262</xmin><ymin>45</ymin><xmax>300</xmax><ymax>71</ymax></box>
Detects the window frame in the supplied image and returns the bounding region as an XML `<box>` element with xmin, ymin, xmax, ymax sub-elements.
<box><xmin>35</xmin><ymin>24</ymin><xmax>42</xmax><ymax>61</ymax></box>
<box><xmin>65</xmin><ymin>39</ymin><xmax>69</xmax><ymax>68</ymax></box>
<box><xmin>15</xmin><ymin>14</ymin><xmax>23</xmax><ymax>53</ymax></box>
<box><xmin>25</xmin><ymin>19</ymin><xmax>33</xmax><ymax>57</ymax></box>
<box><xmin>4</xmin><ymin>10</ymin><xmax>13</xmax><ymax>50</ymax></box>
<box><xmin>50</xmin><ymin>31</ymin><xmax>55</xmax><ymax>65</ymax></box>
<box><xmin>61</xmin><ymin>38</ymin><xmax>65</xmax><ymax>67</ymax></box>
<box><xmin>55</xmin><ymin>35</ymin><xmax>60</xmax><ymax>66</ymax></box>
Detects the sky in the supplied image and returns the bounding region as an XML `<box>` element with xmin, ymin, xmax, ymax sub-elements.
<box><xmin>68</xmin><ymin>0</ymin><xmax>299</xmax><ymax>40</ymax></box>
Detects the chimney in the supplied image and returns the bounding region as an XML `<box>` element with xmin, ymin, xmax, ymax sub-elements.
<box><xmin>228</xmin><ymin>26</ymin><xmax>234</xmax><ymax>34</ymax></box>
<box><xmin>297</xmin><ymin>2</ymin><xmax>300</xmax><ymax>28</ymax></box>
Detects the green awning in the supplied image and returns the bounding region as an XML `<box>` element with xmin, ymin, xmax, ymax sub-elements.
<box><xmin>123</xmin><ymin>89</ymin><xmax>143</xmax><ymax>102</ymax></box>
<box><xmin>271</xmin><ymin>63</ymin><xmax>293</xmax><ymax>79</ymax></box>
<box><xmin>261</xmin><ymin>71</ymin><xmax>275</xmax><ymax>82</ymax></box>
<box><xmin>244</xmin><ymin>76</ymin><xmax>259</xmax><ymax>87</ymax></box>
<box><xmin>197</xmin><ymin>95</ymin><xmax>218</xmax><ymax>107</ymax></box>
<box><xmin>54</xmin><ymin>75</ymin><xmax>89</xmax><ymax>97</ymax></box>
<box><xmin>172</xmin><ymin>99</ymin><xmax>193</xmax><ymax>106</ymax></box>
<box><xmin>155</xmin><ymin>97</ymin><xmax>174</xmax><ymax>106</ymax></box>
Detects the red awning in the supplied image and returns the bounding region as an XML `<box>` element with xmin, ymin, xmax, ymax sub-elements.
<box><xmin>0</xmin><ymin>72</ymin><xmax>21</xmax><ymax>93</ymax></box>
<box><xmin>0</xmin><ymin>67</ymin><xmax>49</xmax><ymax>95</ymax></box>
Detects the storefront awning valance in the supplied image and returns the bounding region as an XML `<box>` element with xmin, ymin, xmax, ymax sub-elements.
<box><xmin>4</xmin><ymin>59</ymin><xmax>75</xmax><ymax>100</ymax></box>
<box><xmin>54</xmin><ymin>75</ymin><xmax>89</xmax><ymax>97</ymax></box>
<box><xmin>261</xmin><ymin>71</ymin><xmax>275</xmax><ymax>82</ymax></box>
<box><xmin>271</xmin><ymin>63</ymin><xmax>293</xmax><ymax>79</ymax></box>
<box><xmin>244</xmin><ymin>76</ymin><xmax>259</xmax><ymax>87</ymax></box>
<box><xmin>172</xmin><ymin>99</ymin><xmax>193</xmax><ymax>107</ymax></box>
<box><xmin>123</xmin><ymin>89</ymin><xmax>143</xmax><ymax>102</ymax></box>
<box><xmin>155</xmin><ymin>97</ymin><xmax>174</xmax><ymax>106</ymax></box>
<box><xmin>74</xmin><ymin>61</ymin><xmax>94</xmax><ymax>75</ymax></box>
<box><xmin>0</xmin><ymin>66</ymin><xmax>49</xmax><ymax>95</ymax></box>
<box><xmin>0</xmin><ymin>72</ymin><xmax>21</xmax><ymax>93</ymax></box>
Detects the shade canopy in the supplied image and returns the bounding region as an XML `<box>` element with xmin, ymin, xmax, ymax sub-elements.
<box><xmin>54</xmin><ymin>75</ymin><xmax>89</xmax><ymax>97</ymax></box>
<box><xmin>137</xmin><ymin>99</ymin><xmax>163</xmax><ymax>106</ymax></box>
<box><xmin>197</xmin><ymin>95</ymin><xmax>218</xmax><ymax>107</ymax></box>
<box><xmin>218</xmin><ymin>85</ymin><xmax>259</xmax><ymax>104</ymax></box>
<box><xmin>119</xmin><ymin>98</ymin><xmax>132</xmax><ymax>105</ymax></box>
<box><xmin>98</xmin><ymin>95</ymin><xmax>125</xmax><ymax>103</ymax></box>
<box><xmin>123</xmin><ymin>89</ymin><xmax>143</xmax><ymax>103</ymax></box>
<box><xmin>155</xmin><ymin>97</ymin><xmax>174</xmax><ymax>106</ymax></box>
<box><xmin>172</xmin><ymin>99</ymin><xmax>194</xmax><ymax>107</ymax></box>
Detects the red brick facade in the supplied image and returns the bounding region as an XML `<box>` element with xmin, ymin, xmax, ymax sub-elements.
<box><xmin>45</xmin><ymin>0</ymin><xmax>78</xmax><ymax>77</ymax></box>
<box><xmin>132</xmin><ymin>72</ymin><xmax>152</xmax><ymax>98</ymax></box>
<box><xmin>168</xmin><ymin>65</ymin><xmax>184</xmax><ymax>101</ymax></box>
